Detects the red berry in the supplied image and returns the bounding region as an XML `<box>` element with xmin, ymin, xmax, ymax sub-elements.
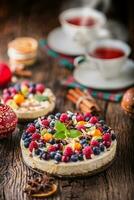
<box><xmin>36</xmin><ymin>83</ymin><xmax>45</xmax><ymax>93</ymax></box>
<box><xmin>82</xmin><ymin>146</ymin><xmax>93</xmax><ymax>159</ymax></box>
<box><xmin>62</xmin><ymin>155</ymin><xmax>69</xmax><ymax>162</ymax></box>
<box><xmin>63</xmin><ymin>146</ymin><xmax>73</xmax><ymax>157</ymax></box>
<box><xmin>54</xmin><ymin>143</ymin><xmax>63</xmax><ymax>150</ymax></box>
<box><xmin>3</xmin><ymin>95</ymin><xmax>12</xmax><ymax>103</ymax></box>
<box><xmin>102</xmin><ymin>133</ymin><xmax>111</xmax><ymax>142</ymax></box>
<box><xmin>76</xmin><ymin>125</ymin><xmax>86</xmax><ymax>131</ymax></box>
<box><xmin>84</xmin><ymin>112</ymin><xmax>92</xmax><ymax>118</ymax></box>
<box><xmin>76</xmin><ymin>114</ymin><xmax>84</xmax><ymax>122</ymax></box>
<box><xmin>41</xmin><ymin>119</ymin><xmax>49</xmax><ymax>127</ymax></box>
<box><xmin>89</xmin><ymin>116</ymin><xmax>98</xmax><ymax>124</ymax></box>
<box><xmin>60</xmin><ymin>113</ymin><xmax>69</xmax><ymax>122</ymax></box>
<box><xmin>29</xmin><ymin>141</ymin><xmax>38</xmax><ymax>152</ymax></box>
<box><xmin>48</xmin><ymin>145</ymin><xmax>56</xmax><ymax>152</ymax></box>
<box><xmin>32</xmin><ymin>133</ymin><xmax>41</xmax><ymax>140</ymax></box>
<box><xmin>0</xmin><ymin>63</ymin><xmax>12</xmax><ymax>86</ymax></box>
<box><xmin>103</xmin><ymin>141</ymin><xmax>111</xmax><ymax>148</ymax></box>
<box><xmin>26</xmin><ymin>124</ymin><xmax>36</xmax><ymax>133</ymax></box>
<box><xmin>90</xmin><ymin>140</ymin><xmax>99</xmax><ymax>147</ymax></box>
<box><xmin>29</xmin><ymin>87</ymin><xmax>36</xmax><ymax>94</ymax></box>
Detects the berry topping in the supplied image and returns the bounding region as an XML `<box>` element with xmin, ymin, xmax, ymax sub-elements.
<box><xmin>60</xmin><ymin>113</ymin><xmax>69</xmax><ymax>122</ymax></box>
<box><xmin>76</xmin><ymin>114</ymin><xmax>84</xmax><ymax>122</ymax></box>
<box><xmin>63</xmin><ymin>146</ymin><xmax>73</xmax><ymax>157</ymax></box>
<box><xmin>83</xmin><ymin>146</ymin><xmax>93</xmax><ymax>159</ymax></box>
<box><xmin>22</xmin><ymin>111</ymin><xmax>116</xmax><ymax>163</ymax></box>
<box><xmin>36</xmin><ymin>83</ymin><xmax>45</xmax><ymax>93</ymax></box>
<box><xmin>32</xmin><ymin>133</ymin><xmax>41</xmax><ymax>140</ymax></box>
<box><xmin>29</xmin><ymin>141</ymin><xmax>38</xmax><ymax>152</ymax></box>
<box><xmin>26</xmin><ymin>124</ymin><xmax>36</xmax><ymax>133</ymax></box>
<box><xmin>102</xmin><ymin>133</ymin><xmax>111</xmax><ymax>142</ymax></box>
<box><xmin>89</xmin><ymin>116</ymin><xmax>98</xmax><ymax>124</ymax></box>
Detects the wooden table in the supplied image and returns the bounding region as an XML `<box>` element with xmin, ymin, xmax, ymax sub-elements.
<box><xmin>0</xmin><ymin>3</ymin><xmax>134</xmax><ymax>200</ymax></box>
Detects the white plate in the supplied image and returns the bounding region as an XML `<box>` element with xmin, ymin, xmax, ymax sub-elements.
<box><xmin>73</xmin><ymin>59</ymin><xmax>134</xmax><ymax>90</ymax></box>
<box><xmin>47</xmin><ymin>27</ymin><xmax>86</xmax><ymax>55</ymax></box>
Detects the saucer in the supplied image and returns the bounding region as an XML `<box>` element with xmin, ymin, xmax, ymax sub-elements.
<box><xmin>73</xmin><ymin>59</ymin><xmax>134</xmax><ymax>90</ymax></box>
<box><xmin>47</xmin><ymin>27</ymin><xmax>86</xmax><ymax>55</ymax></box>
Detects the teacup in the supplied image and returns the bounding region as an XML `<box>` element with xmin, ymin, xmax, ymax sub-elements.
<box><xmin>74</xmin><ymin>39</ymin><xmax>131</xmax><ymax>79</ymax></box>
<box><xmin>59</xmin><ymin>7</ymin><xmax>110</xmax><ymax>45</ymax></box>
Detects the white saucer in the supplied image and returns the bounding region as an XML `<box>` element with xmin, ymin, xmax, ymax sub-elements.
<box><xmin>47</xmin><ymin>27</ymin><xmax>86</xmax><ymax>55</ymax></box>
<box><xmin>73</xmin><ymin>59</ymin><xmax>134</xmax><ymax>90</ymax></box>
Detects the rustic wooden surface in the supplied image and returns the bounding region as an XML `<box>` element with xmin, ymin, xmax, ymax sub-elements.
<box><xmin>0</xmin><ymin>2</ymin><xmax>134</xmax><ymax>200</ymax></box>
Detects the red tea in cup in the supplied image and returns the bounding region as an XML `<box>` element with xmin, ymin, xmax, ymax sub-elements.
<box><xmin>66</xmin><ymin>16</ymin><xmax>97</xmax><ymax>27</ymax></box>
<box><xmin>90</xmin><ymin>47</ymin><xmax>125</xmax><ymax>59</ymax></box>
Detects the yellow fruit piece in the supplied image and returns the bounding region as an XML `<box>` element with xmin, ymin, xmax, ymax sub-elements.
<box><xmin>91</xmin><ymin>129</ymin><xmax>102</xmax><ymax>137</ymax></box>
<box><xmin>43</xmin><ymin>133</ymin><xmax>53</xmax><ymax>142</ymax></box>
<box><xmin>74</xmin><ymin>142</ymin><xmax>82</xmax><ymax>151</ymax></box>
<box><xmin>7</xmin><ymin>99</ymin><xmax>18</xmax><ymax>109</ymax></box>
<box><xmin>77</xmin><ymin>121</ymin><xmax>87</xmax><ymax>126</ymax></box>
<box><xmin>13</xmin><ymin>94</ymin><xmax>25</xmax><ymax>105</ymax></box>
<box><xmin>92</xmin><ymin>136</ymin><xmax>102</xmax><ymax>141</ymax></box>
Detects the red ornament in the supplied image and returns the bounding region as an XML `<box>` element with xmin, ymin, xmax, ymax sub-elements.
<box><xmin>0</xmin><ymin>103</ymin><xmax>17</xmax><ymax>139</ymax></box>
<box><xmin>0</xmin><ymin>63</ymin><xmax>12</xmax><ymax>87</ymax></box>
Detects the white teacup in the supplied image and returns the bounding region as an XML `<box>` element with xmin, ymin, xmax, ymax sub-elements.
<box><xmin>59</xmin><ymin>7</ymin><xmax>110</xmax><ymax>45</ymax></box>
<box><xmin>74</xmin><ymin>39</ymin><xmax>131</xmax><ymax>79</ymax></box>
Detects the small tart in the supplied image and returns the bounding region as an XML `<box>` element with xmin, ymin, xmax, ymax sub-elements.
<box><xmin>2</xmin><ymin>82</ymin><xmax>56</xmax><ymax>120</ymax></box>
<box><xmin>21</xmin><ymin>111</ymin><xmax>117</xmax><ymax>177</ymax></box>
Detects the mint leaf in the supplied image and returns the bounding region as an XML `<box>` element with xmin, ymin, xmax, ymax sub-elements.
<box><xmin>34</xmin><ymin>95</ymin><xmax>49</xmax><ymax>102</ymax></box>
<box><xmin>54</xmin><ymin>131</ymin><xmax>66</xmax><ymax>139</ymax></box>
<box><xmin>55</xmin><ymin>121</ymin><xmax>66</xmax><ymax>132</ymax></box>
<box><xmin>65</xmin><ymin>130</ymin><xmax>70</xmax><ymax>137</ymax></box>
<box><xmin>69</xmin><ymin>129</ymin><xmax>81</xmax><ymax>138</ymax></box>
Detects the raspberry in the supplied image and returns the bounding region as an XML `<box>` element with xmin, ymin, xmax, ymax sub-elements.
<box><xmin>32</xmin><ymin>133</ymin><xmax>41</xmax><ymax>140</ymax></box>
<box><xmin>63</xmin><ymin>146</ymin><xmax>73</xmax><ymax>157</ymax></box>
<box><xmin>76</xmin><ymin>125</ymin><xmax>86</xmax><ymax>131</ymax></box>
<box><xmin>36</xmin><ymin>83</ymin><xmax>45</xmax><ymax>93</ymax></box>
<box><xmin>76</xmin><ymin>114</ymin><xmax>84</xmax><ymax>122</ymax></box>
<box><xmin>84</xmin><ymin>112</ymin><xmax>92</xmax><ymax>119</ymax></box>
<box><xmin>48</xmin><ymin>145</ymin><xmax>56</xmax><ymax>152</ymax></box>
<box><xmin>62</xmin><ymin>155</ymin><xmax>69</xmax><ymax>162</ymax></box>
<box><xmin>90</xmin><ymin>140</ymin><xmax>99</xmax><ymax>147</ymax></box>
<box><xmin>103</xmin><ymin>141</ymin><xmax>111</xmax><ymax>148</ymax></box>
<box><xmin>29</xmin><ymin>141</ymin><xmax>38</xmax><ymax>152</ymax></box>
<box><xmin>26</xmin><ymin>124</ymin><xmax>36</xmax><ymax>133</ymax></box>
<box><xmin>89</xmin><ymin>116</ymin><xmax>98</xmax><ymax>124</ymax></box>
<box><xmin>82</xmin><ymin>146</ymin><xmax>93</xmax><ymax>159</ymax></box>
<box><xmin>60</xmin><ymin>113</ymin><xmax>69</xmax><ymax>122</ymax></box>
<box><xmin>102</xmin><ymin>133</ymin><xmax>111</xmax><ymax>142</ymax></box>
<box><xmin>41</xmin><ymin>119</ymin><xmax>49</xmax><ymax>127</ymax></box>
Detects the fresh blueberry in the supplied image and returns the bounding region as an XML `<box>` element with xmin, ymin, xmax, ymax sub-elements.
<box><xmin>47</xmin><ymin>128</ymin><xmax>55</xmax><ymax>134</ymax></box>
<box><xmin>83</xmin><ymin>143</ymin><xmax>89</xmax><ymax>148</ymax></box>
<box><xmin>85</xmin><ymin>117</ymin><xmax>90</xmax><ymax>122</ymax></box>
<box><xmin>99</xmin><ymin>120</ymin><xmax>105</xmax><ymax>125</ymax></box>
<box><xmin>50</xmin><ymin>151</ymin><xmax>56</xmax><ymax>159</ymax></box>
<box><xmin>34</xmin><ymin>149</ymin><xmax>42</xmax><ymax>156</ymax></box>
<box><xmin>41</xmin><ymin>152</ymin><xmax>50</xmax><ymax>160</ymax></box>
<box><xmin>24</xmin><ymin>138</ymin><xmax>31</xmax><ymax>143</ymax></box>
<box><xmin>49</xmin><ymin>120</ymin><xmax>55</xmax><ymax>128</ymax></box>
<box><xmin>49</xmin><ymin>138</ymin><xmax>55</xmax><ymax>144</ymax></box>
<box><xmin>78</xmin><ymin>154</ymin><xmax>84</xmax><ymax>161</ymax></box>
<box><xmin>54</xmin><ymin>153</ymin><xmax>62</xmax><ymax>162</ymax></box>
<box><xmin>80</xmin><ymin>139</ymin><xmax>87</xmax><ymax>145</ymax></box>
<box><xmin>55</xmin><ymin>112</ymin><xmax>61</xmax><ymax>119</ymax></box>
<box><xmin>103</xmin><ymin>125</ymin><xmax>109</xmax><ymax>132</ymax></box>
<box><xmin>48</xmin><ymin>115</ymin><xmax>55</xmax><ymax>120</ymax></box>
<box><xmin>29</xmin><ymin>82</ymin><xmax>36</xmax><ymax>87</ymax></box>
<box><xmin>100</xmin><ymin>144</ymin><xmax>105</xmax><ymax>152</ymax></box>
<box><xmin>22</xmin><ymin>132</ymin><xmax>27</xmax><ymax>140</ymax></box>
<box><xmin>14</xmin><ymin>84</ymin><xmax>21</xmax><ymax>91</ymax></box>
<box><xmin>111</xmin><ymin>133</ymin><xmax>116</xmax><ymax>140</ymax></box>
<box><xmin>35</xmin><ymin>122</ymin><xmax>40</xmax><ymax>129</ymax></box>
<box><xmin>38</xmin><ymin>142</ymin><xmax>45</xmax><ymax>148</ymax></box>
<box><xmin>71</xmin><ymin>154</ymin><xmax>78</xmax><ymax>162</ymax></box>
<box><xmin>93</xmin><ymin>147</ymin><xmax>101</xmax><ymax>155</ymax></box>
<box><xmin>24</xmin><ymin>141</ymin><xmax>29</xmax><ymax>148</ymax></box>
<box><xmin>56</xmin><ymin>150</ymin><xmax>63</xmax><ymax>155</ymax></box>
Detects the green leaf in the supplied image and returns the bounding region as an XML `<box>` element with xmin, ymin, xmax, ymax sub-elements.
<box><xmin>69</xmin><ymin>129</ymin><xmax>81</xmax><ymax>138</ymax></box>
<box><xmin>55</xmin><ymin>121</ymin><xmax>66</xmax><ymax>132</ymax></box>
<box><xmin>34</xmin><ymin>95</ymin><xmax>49</xmax><ymax>102</ymax></box>
<box><xmin>65</xmin><ymin>130</ymin><xmax>70</xmax><ymax>137</ymax></box>
<box><xmin>54</xmin><ymin>131</ymin><xmax>66</xmax><ymax>139</ymax></box>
